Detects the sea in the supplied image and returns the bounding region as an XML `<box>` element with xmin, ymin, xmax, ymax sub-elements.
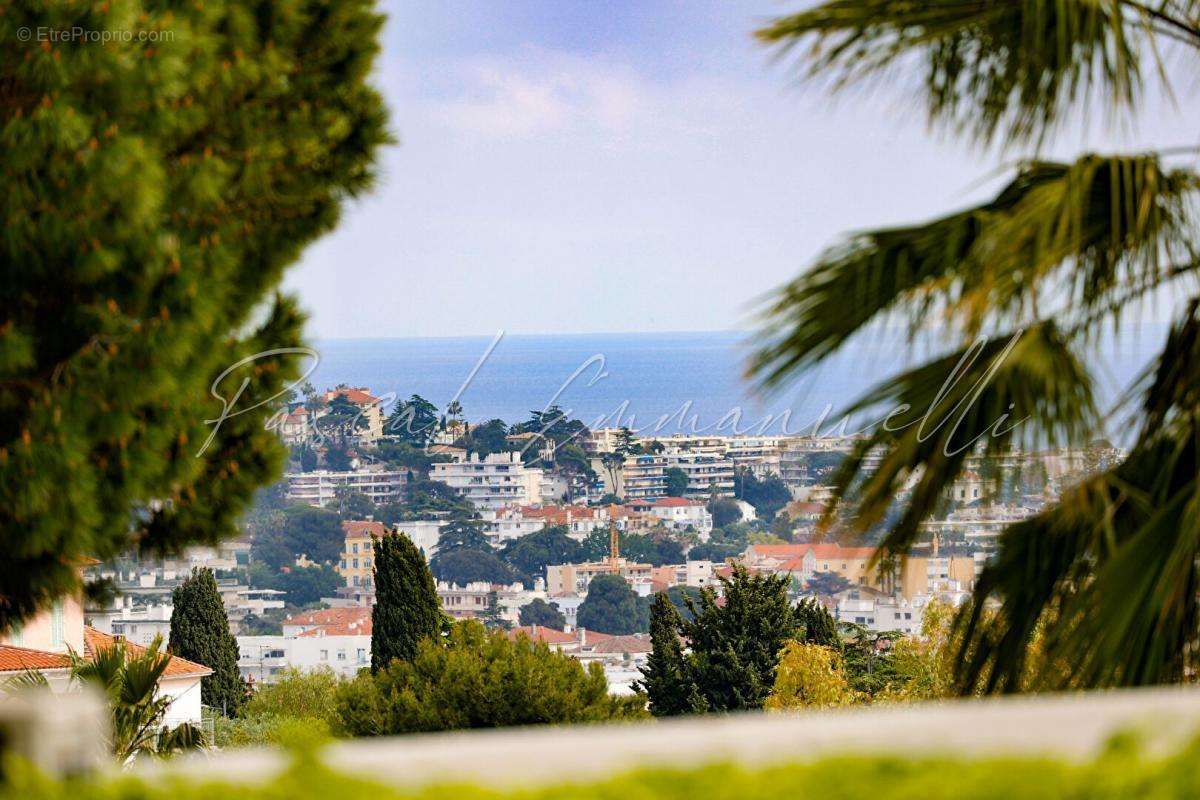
<box><xmin>301</xmin><ymin>328</ymin><xmax>1170</xmax><ymax>441</ymax></box>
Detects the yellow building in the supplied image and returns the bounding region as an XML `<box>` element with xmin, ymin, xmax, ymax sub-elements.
<box><xmin>338</xmin><ymin>520</ymin><xmax>386</xmax><ymax>601</ymax></box>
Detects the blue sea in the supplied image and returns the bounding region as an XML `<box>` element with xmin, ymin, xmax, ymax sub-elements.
<box><xmin>302</xmin><ymin>328</ymin><xmax>1169</xmax><ymax>439</ymax></box>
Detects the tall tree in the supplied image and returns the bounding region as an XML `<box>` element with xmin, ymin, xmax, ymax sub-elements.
<box><xmin>753</xmin><ymin>2</ymin><xmax>1200</xmax><ymax>690</ymax></box>
<box><xmin>500</xmin><ymin>526</ymin><xmax>583</xmax><ymax>585</ymax></box>
<box><xmin>796</xmin><ymin>597</ymin><xmax>841</xmax><ymax>647</ymax></box>
<box><xmin>169</xmin><ymin>568</ymin><xmax>244</xmax><ymax>716</ymax></box>
<box><xmin>386</xmin><ymin>395</ymin><xmax>439</xmax><ymax>447</ymax></box>
<box><xmin>0</xmin><ymin>0</ymin><xmax>387</xmax><ymax>633</ymax></box>
<box><xmin>681</xmin><ymin>566</ymin><xmax>798</xmax><ymax>711</ymax></box>
<box><xmin>371</xmin><ymin>533</ymin><xmax>443</xmax><ymax>671</ymax></box>
<box><xmin>636</xmin><ymin>593</ymin><xmax>702</xmax><ymax>716</ymax></box>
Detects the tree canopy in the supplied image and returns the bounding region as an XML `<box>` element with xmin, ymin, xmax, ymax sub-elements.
<box><xmin>169</xmin><ymin>568</ymin><xmax>244</xmax><ymax>716</ymax></box>
<box><xmin>371</xmin><ymin>533</ymin><xmax>443</xmax><ymax>671</ymax></box>
<box><xmin>0</xmin><ymin>0</ymin><xmax>388</xmax><ymax>632</ymax></box>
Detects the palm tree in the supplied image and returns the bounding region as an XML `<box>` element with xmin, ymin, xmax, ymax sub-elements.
<box><xmin>7</xmin><ymin>636</ymin><xmax>204</xmax><ymax>763</ymax></box>
<box><xmin>751</xmin><ymin>2</ymin><xmax>1200</xmax><ymax>691</ymax></box>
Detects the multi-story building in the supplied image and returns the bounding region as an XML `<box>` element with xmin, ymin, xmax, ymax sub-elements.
<box><xmin>430</xmin><ymin>452</ymin><xmax>544</xmax><ymax>510</ymax></box>
<box><xmin>546</xmin><ymin>555</ymin><xmax>654</xmax><ymax>598</ymax></box>
<box><xmin>436</xmin><ymin>581</ymin><xmax>542</xmax><ymax>624</ymax></box>
<box><xmin>662</xmin><ymin>452</ymin><xmax>736</xmax><ymax>498</ymax></box>
<box><xmin>285</xmin><ymin>465</ymin><xmax>407</xmax><ymax>508</ymax></box>
<box><xmin>337</xmin><ymin>519</ymin><xmax>446</xmax><ymax>605</ymax></box>
<box><xmin>621</xmin><ymin>454</ymin><xmax>667</xmax><ymax>500</ymax></box>
<box><xmin>322</xmin><ymin>386</ymin><xmax>385</xmax><ymax>443</ymax></box>
<box><xmin>238</xmin><ymin>608</ymin><xmax>372</xmax><ymax>683</ymax></box>
<box><xmin>626</xmin><ymin>496</ymin><xmax>713</xmax><ymax>537</ymax></box>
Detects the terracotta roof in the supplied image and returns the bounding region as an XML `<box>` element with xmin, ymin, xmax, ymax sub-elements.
<box><xmin>0</xmin><ymin>644</ymin><xmax>72</xmax><ymax>672</ymax></box>
<box><xmin>84</xmin><ymin>628</ymin><xmax>212</xmax><ymax>678</ymax></box>
<box><xmin>1</xmin><ymin>629</ymin><xmax>211</xmax><ymax>678</ymax></box>
<box><xmin>649</xmin><ymin>497</ymin><xmax>702</xmax><ymax>508</ymax></box>
<box><xmin>343</xmin><ymin>520</ymin><xmax>387</xmax><ymax>538</ymax></box>
<box><xmin>507</xmin><ymin>625</ymin><xmax>575</xmax><ymax>644</ymax></box>
<box><xmin>748</xmin><ymin>543</ymin><xmax>876</xmax><ymax>560</ymax></box>
<box><xmin>284</xmin><ymin>607</ymin><xmax>371</xmax><ymax>629</ymax></box>
<box><xmin>324</xmin><ymin>387</ymin><xmax>381</xmax><ymax>406</ymax></box>
<box><xmin>587</xmin><ymin>634</ymin><xmax>653</xmax><ymax>654</ymax></box>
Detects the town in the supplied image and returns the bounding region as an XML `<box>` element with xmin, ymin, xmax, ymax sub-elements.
<box><xmin>22</xmin><ymin>383</ymin><xmax>1119</xmax><ymax>714</ymax></box>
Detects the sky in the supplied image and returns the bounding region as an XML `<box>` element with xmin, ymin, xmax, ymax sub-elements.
<box><xmin>286</xmin><ymin>0</ymin><xmax>1200</xmax><ymax>339</ymax></box>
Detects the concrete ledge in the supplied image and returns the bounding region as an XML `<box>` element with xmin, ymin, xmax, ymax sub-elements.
<box><xmin>140</xmin><ymin>686</ymin><xmax>1200</xmax><ymax>788</ymax></box>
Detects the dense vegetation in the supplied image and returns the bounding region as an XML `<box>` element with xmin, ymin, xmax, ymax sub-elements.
<box><xmin>0</xmin><ymin>0</ymin><xmax>387</xmax><ymax>632</ymax></box>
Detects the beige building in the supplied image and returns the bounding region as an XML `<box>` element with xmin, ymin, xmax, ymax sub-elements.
<box><xmin>323</xmin><ymin>386</ymin><xmax>385</xmax><ymax>443</ymax></box>
<box><xmin>430</xmin><ymin>451</ymin><xmax>544</xmax><ymax>509</ymax></box>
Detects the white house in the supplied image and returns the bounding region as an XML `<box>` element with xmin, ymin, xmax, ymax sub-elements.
<box><xmin>237</xmin><ymin>608</ymin><xmax>372</xmax><ymax>683</ymax></box>
<box><xmin>0</xmin><ymin>595</ymin><xmax>210</xmax><ymax>727</ymax></box>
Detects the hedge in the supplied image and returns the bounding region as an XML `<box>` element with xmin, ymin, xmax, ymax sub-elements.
<box><xmin>3</xmin><ymin>733</ymin><xmax>1199</xmax><ymax>800</ymax></box>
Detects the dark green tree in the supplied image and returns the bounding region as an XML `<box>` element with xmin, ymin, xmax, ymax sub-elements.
<box><xmin>735</xmin><ymin>470</ymin><xmax>792</xmax><ymax>521</ymax></box>
<box><xmin>458</xmin><ymin>418</ymin><xmax>510</xmax><ymax>457</ymax></box>
<box><xmin>386</xmin><ymin>395</ymin><xmax>439</xmax><ymax>447</ymax></box>
<box><xmin>796</xmin><ymin>597</ymin><xmax>840</xmax><ymax>647</ymax></box>
<box><xmin>500</xmin><ymin>526</ymin><xmax>583</xmax><ymax>585</ymax></box>
<box><xmin>805</xmin><ymin>571</ymin><xmax>852</xmax><ymax>598</ymax></box>
<box><xmin>665</xmin><ymin>584</ymin><xmax>704</xmax><ymax>622</ymax></box>
<box><xmin>434</xmin><ymin>519</ymin><xmax>491</xmax><ymax>553</ymax></box>
<box><xmin>664</xmin><ymin>467</ymin><xmax>690</xmax><ymax>497</ymax></box>
<box><xmin>169</xmin><ymin>568</ymin><xmax>244</xmax><ymax>716</ymax></box>
<box><xmin>0</xmin><ymin>0</ymin><xmax>387</xmax><ymax>633</ymax></box>
<box><xmin>681</xmin><ymin>565</ymin><xmax>798</xmax><ymax>711</ymax></box>
<box><xmin>577</xmin><ymin>574</ymin><xmax>643</xmax><ymax>635</ymax></box>
<box><xmin>337</xmin><ymin>621</ymin><xmax>646</xmax><ymax>735</ymax></box>
<box><xmin>707</xmin><ymin>499</ymin><xmax>743</xmax><ymax>528</ymax></box>
<box><xmin>251</xmin><ymin>564</ymin><xmax>342</xmax><ymax>607</ymax></box>
<box><xmin>518</xmin><ymin>598</ymin><xmax>566</xmax><ymax>630</ymax></box>
<box><xmin>636</xmin><ymin>593</ymin><xmax>702</xmax><ymax>716</ymax></box>
<box><xmin>430</xmin><ymin>549</ymin><xmax>515</xmax><ymax>586</ymax></box>
<box><xmin>371</xmin><ymin>533</ymin><xmax>443</xmax><ymax>671</ymax></box>
<box><xmin>297</xmin><ymin>444</ymin><xmax>319</xmax><ymax>473</ymax></box>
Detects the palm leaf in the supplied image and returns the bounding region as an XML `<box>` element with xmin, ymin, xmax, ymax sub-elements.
<box><xmin>817</xmin><ymin>322</ymin><xmax>1096</xmax><ymax>556</ymax></box>
<box><xmin>757</xmin><ymin>0</ymin><xmax>1161</xmax><ymax>146</ymax></box>
<box><xmin>751</xmin><ymin>154</ymin><xmax>1200</xmax><ymax>389</ymax></box>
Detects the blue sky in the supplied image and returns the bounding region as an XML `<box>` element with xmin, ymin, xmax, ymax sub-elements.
<box><xmin>286</xmin><ymin>1</ymin><xmax>1200</xmax><ymax>339</ymax></box>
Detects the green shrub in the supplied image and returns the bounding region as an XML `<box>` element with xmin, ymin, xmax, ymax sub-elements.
<box><xmin>243</xmin><ymin>668</ymin><xmax>343</xmax><ymax>731</ymax></box>
<box><xmin>213</xmin><ymin>714</ymin><xmax>330</xmax><ymax>748</ymax></box>
<box><xmin>336</xmin><ymin>620</ymin><xmax>647</xmax><ymax>735</ymax></box>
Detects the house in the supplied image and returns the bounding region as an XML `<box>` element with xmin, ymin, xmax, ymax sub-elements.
<box><xmin>337</xmin><ymin>520</ymin><xmax>445</xmax><ymax>605</ymax></box>
<box><xmin>0</xmin><ymin>596</ymin><xmax>210</xmax><ymax>727</ymax></box>
<box><xmin>323</xmin><ymin>386</ymin><xmax>385</xmax><ymax>443</ymax></box>
<box><xmin>627</xmin><ymin>496</ymin><xmax>713</xmax><ymax>537</ymax></box>
<box><xmin>238</xmin><ymin>608</ymin><xmax>372</xmax><ymax>683</ymax></box>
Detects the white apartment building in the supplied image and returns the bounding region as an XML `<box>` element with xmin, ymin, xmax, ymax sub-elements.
<box><xmin>437</xmin><ymin>581</ymin><xmax>543</xmax><ymax>624</ymax></box>
<box><xmin>627</xmin><ymin>497</ymin><xmax>713</xmax><ymax>537</ymax></box>
<box><xmin>621</xmin><ymin>454</ymin><xmax>667</xmax><ymax>499</ymax></box>
<box><xmin>238</xmin><ymin>608</ymin><xmax>372</xmax><ymax>683</ymax></box>
<box><xmin>430</xmin><ymin>452</ymin><xmax>544</xmax><ymax>510</ymax></box>
<box><xmin>286</xmin><ymin>465</ymin><xmax>407</xmax><ymax>507</ymax></box>
<box><xmin>662</xmin><ymin>452</ymin><xmax>736</xmax><ymax>498</ymax></box>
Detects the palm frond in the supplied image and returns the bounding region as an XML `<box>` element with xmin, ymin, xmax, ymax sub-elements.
<box><xmin>751</xmin><ymin>154</ymin><xmax>1199</xmax><ymax>389</ymax></box>
<box><xmin>819</xmin><ymin>322</ymin><xmax>1096</xmax><ymax>555</ymax></box>
<box><xmin>956</xmin><ymin>304</ymin><xmax>1200</xmax><ymax>691</ymax></box>
<box><xmin>757</xmin><ymin>0</ymin><xmax>1162</xmax><ymax>146</ymax></box>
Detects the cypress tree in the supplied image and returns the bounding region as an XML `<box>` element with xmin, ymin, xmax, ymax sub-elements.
<box><xmin>371</xmin><ymin>532</ymin><xmax>443</xmax><ymax>671</ymax></box>
<box><xmin>797</xmin><ymin>596</ymin><xmax>841</xmax><ymax>648</ymax></box>
<box><xmin>681</xmin><ymin>565</ymin><xmax>798</xmax><ymax>711</ymax></box>
<box><xmin>636</xmin><ymin>593</ymin><xmax>702</xmax><ymax>716</ymax></box>
<box><xmin>0</xmin><ymin>0</ymin><xmax>387</xmax><ymax>633</ymax></box>
<box><xmin>169</xmin><ymin>568</ymin><xmax>244</xmax><ymax>715</ymax></box>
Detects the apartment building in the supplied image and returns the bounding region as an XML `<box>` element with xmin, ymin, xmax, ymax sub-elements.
<box><xmin>430</xmin><ymin>451</ymin><xmax>544</xmax><ymax>510</ymax></box>
<box><xmin>337</xmin><ymin>520</ymin><xmax>445</xmax><ymax>605</ymax></box>
<box><xmin>546</xmin><ymin>558</ymin><xmax>654</xmax><ymax>597</ymax></box>
<box><xmin>621</xmin><ymin>454</ymin><xmax>667</xmax><ymax>500</ymax></box>
<box><xmin>662</xmin><ymin>452</ymin><xmax>736</xmax><ymax>498</ymax></box>
<box><xmin>285</xmin><ymin>465</ymin><xmax>407</xmax><ymax>508</ymax></box>
<box><xmin>238</xmin><ymin>608</ymin><xmax>372</xmax><ymax>683</ymax></box>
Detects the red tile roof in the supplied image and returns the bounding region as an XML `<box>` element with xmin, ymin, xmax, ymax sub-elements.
<box><xmin>343</xmin><ymin>520</ymin><xmax>387</xmax><ymax>538</ymax></box>
<box><xmin>324</xmin><ymin>387</ymin><xmax>381</xmax><ymax>406</ymax></box>
<box><xmin>284</xmin><ymin>607</ymin><xmax>371</xmax><ymax>629</ymax></box>
<box><xmin>507</xmin><ymin>625</ymin><xmax>575</xmax><ymax>645</ymax></box>
<box><xmin>0</xmin><ymin>644</ymin><xmax>72</xmax><ymax>672</ymax></box>
<box><xmin>650</xmin><ymin>497</ymin><xmax>702</xmax><ymax>508</ymax></box>
<box><xmin>587</xmin><ymin>634</ymin><xmax>653</xmax><ymax>654</ymax></box>
<box><xmin>84</xmin><ymin>628</ymin><xmax>212</xmax><ymax>678</ymax></box>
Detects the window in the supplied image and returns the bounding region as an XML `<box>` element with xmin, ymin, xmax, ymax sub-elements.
<box><xmin>357</xmin><ymin>648</ymin><xmax>366</xmax><ymax>662</ymax></box>
<box><xmin>337</xmin><ymin>650</ymin><xmax>346</xmax><ymax>661</ymax></box>
<box><xmin>320</xmin><ymin>649</ymin><xmax>328</xmax><ymax>660</ymax></box>
<box><xmin>50</xmin><ymin>599</ymin><xmax>65</xmax><ymax>647</ymax></box>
